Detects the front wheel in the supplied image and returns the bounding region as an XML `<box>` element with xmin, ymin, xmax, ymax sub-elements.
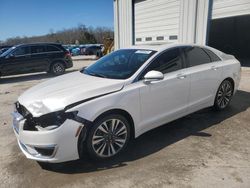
<box><xmin>213</xmin><ymin>79</ymin><xmax>234</xmax><ymax>110</ymax></box>
<box><xmin>86</xmin><ymin>114</ymin><xmax>130</xmax><ymax>160</ymax></box>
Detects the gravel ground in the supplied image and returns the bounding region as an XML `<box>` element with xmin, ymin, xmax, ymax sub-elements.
<box><xmin>0</xmin><ymin>61</ymin><xmax>250</xmax><ymax>188</ymax></box>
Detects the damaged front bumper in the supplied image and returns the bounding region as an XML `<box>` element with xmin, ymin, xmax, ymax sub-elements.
<box><xmin>12</xmin><ymin>110</ymin><xmax>84</xmax><ymax>163</ymax></box>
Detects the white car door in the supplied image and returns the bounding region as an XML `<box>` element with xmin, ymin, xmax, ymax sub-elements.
<box><xmin>183</xmin><ymin>47</ymin><xmax>223</xmax><ymax>113</ymax></box>
<box><xmin>136</xmin><ymin>47</ymin><xmax>190</xmax><ymax>134</ymax></box>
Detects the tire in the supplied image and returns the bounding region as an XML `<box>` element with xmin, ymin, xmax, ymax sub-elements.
<box><xmin>85</xmin><ymin>114</ymin><xmax>131</xmax><ymax>160</ymax></box>
<box><xmin>37</xmin><ymin>162</ymin><xmax>53</xmax><ymax>170</ymax></box>
<box><xmin>50</xmin><ymin>62</ymin><xmax>65</xmax><ymax>76</ymax></box>
<box><xmin>213</xmin><ymin>79</ymin><xmax>234</xmax><ymax>111</ymax></box>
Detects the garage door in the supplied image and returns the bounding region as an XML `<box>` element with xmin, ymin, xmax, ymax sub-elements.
<box><xmin>212</xmin><ymin>0</ymin><xmax>250</xmax><ymax>19</ymax></box>
<box><xmin>134</xmin><ymin>0</ymin><xmax>181</xmax><ymax>45</ymax></box>
<box><xmin>209</xmin><ymin>0</ymin><xmax>250</xmax><ymax>66</ymax></box>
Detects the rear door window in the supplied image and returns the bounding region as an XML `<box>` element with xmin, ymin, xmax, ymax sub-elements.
<box><xmin>184</xmin><ymin>47</ymin><xmax>211</xmax><ymax>67</ymax></box>
<box><xmin>47</xmin><ymin>45</ymin><xmax>61</xmax><ymax>52</ymax></box>
<box><xmin>203</xmin><ymin>48</ymin><xmax>221</xmax><ymax>62</ymax></box>
<box><xmin>31</xmin><ymin>45</ymin><xmax>46</xmax><ymax>54</ymax></box>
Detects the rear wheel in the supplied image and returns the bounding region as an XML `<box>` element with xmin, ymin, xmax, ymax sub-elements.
<box><xmin>85</xmin><ymin>114</ymin><xmax>130</xmax><ymax>160</ymax></box>
<box><xmin>213</xmin><ymin>79</ymin><xmax>234</xmax><ymax>110</ymax></box>
<box><xmin>50</xmin><ymin>62</ymin><xmax>65</xmax><ymax>76</ymax></box>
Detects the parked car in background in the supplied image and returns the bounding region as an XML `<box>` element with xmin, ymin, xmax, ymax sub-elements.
<box><xmin>63</xmin><ymin>44</ymin><xmax>104</xmax><ymax>57</ymax></box>
<box><xmin>0</xmin><ymin>47</ymin><xmax>10</xmax><ymax>55</ymax></box>
<box><xmin>78</xmin><ymin>45</ymin><xmax>88</xmax><ymax>55</ymax></box>
<box><xmin>0</xmin><ymin>45</ymin><xmax>12</xmax><ymax>49</ymax></box>
<box><xmin>0</xmin><ymin>43</ymin><xmax>73</xmax><ymax>77</ymax></box>
<box><xmin>71</xmin><ymin>47</ymin><xmax>80</xmax><ymax>56</ymax></box>
<box><xmin>0</xmin><ymin>45</ymin><xmax>12</xmax><ymax>54</ymax></box>
<box><xmin>84</xmin><ymin>45</ymin><xmax>103</xmax><ymax>57</ymax></box>
<box><xmin>12</xmin><ymin>44</ymin><xmax>240</xmax><ymax>163</ymax></box>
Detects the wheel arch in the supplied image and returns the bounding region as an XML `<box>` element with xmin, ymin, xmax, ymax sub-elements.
<box><xmin>216</xmin><ymin>77</ymin><xmax>235</xmax><ymax>98</ymax></box>
<box><xmin>224</xmin><ymin>77</ymin><xmax>235</xmax><ymax>91</ymax></box>
<box><xmin>77</xmin><ymin>108</ymin><xmax>135</xmax><ymax>159</ymax></box>
<box><xmin>50</xmin><ymin>59</ymin><xmax>66</xmax><ymax>70</ymax></box>
<box><xmin>213</xmin><ymin>77</ymin><xmax>235</xmax><ymax>111</ymax></box>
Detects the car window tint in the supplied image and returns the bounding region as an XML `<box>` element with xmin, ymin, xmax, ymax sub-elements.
<box><xmin>144</xmin><ymin>48</ymin><xmax>183</xmax><ymax>75</ymax></box>
<box><xmin>47</xmin><ymin>45</ymin><xmax>61</xmax><ymax>52</ymax></box>
<box><xmin>203</xmin><ymin>48</ymin><xmax>221</xmax><ymax>62</ymax></box>
<box><xmin>31</xmin><ymin>45</ymin><xmax>46</xmax><ymax>54</ymax></box>
<box><xmin>13</xmin><ymin>46</ymin><xmax>30</xmax><ymax>56</ymax></box>
<box><xmin>185</xmin><ymin>47</ymin><xmax>211</xmax><ymax>67</ymax></box>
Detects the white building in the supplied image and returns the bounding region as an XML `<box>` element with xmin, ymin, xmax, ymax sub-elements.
<box><xmin>114</xmin><ymin>0</ymin><xmax>250</xmax><ymax>64</ymax></box>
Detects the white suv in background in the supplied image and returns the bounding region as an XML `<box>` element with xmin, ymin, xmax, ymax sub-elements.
<box><xmin>12</xmin><ymin>44</ymin><xmax>241</xmax><ymax>163</ymax></box>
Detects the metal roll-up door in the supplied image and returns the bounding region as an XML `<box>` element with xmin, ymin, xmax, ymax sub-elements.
<box><xmin>134</xmin><ymin>0</ymin><xmax>181</xmax><ymax>45</ymax></box>
<box><xmin>212</xmin><ymin>0</ymin><xmax>250</xmax><ymax>19</ymax></box>
<box><xmin>209</xmin><ymin>0</ymin><xmax>250</xmax><ymax>66</ymax></box>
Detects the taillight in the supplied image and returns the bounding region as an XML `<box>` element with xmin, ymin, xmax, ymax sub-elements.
<box><xmin>65</xmin><ymin>51</ymin><xmax>71</xmax><ymax>58</ymax></box>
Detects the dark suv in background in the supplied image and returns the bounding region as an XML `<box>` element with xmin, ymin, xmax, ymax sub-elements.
<box><xmin>0</xmin><ymin>43</ymin><xmax>73</xmax><ymax>77</ymax></box>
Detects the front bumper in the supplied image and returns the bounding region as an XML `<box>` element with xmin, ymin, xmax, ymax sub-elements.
<box><xmin>12</xmin><ymin>111</ymin><xmax>83</xmax><ymax>163</ymax></box>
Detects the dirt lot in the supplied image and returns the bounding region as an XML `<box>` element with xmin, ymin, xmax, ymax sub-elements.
<box><xmin>0</xmin><ymin>60</ymin><xmax>250</xmax><ymax>188</ymax></box>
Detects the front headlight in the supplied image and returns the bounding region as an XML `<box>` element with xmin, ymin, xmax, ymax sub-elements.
<box><xmin>36</xmin><ymin>111</ymin><xmax>67</xmax><ymax>126</ymax></box>
<box><xmin>24</xmin><ymin>111</ymin><xmax>78</xmax><ymax>131</ymax></box>
<box><xmin>34</xmin><ymin>111</ymin><xmax>76</xmax><ymax>127</ymax></box>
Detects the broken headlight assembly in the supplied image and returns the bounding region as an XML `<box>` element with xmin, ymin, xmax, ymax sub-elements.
<box><xmin>23</xmin><ymin>111</ymin><xmax>78</xmax><ymax>131</ymax></box>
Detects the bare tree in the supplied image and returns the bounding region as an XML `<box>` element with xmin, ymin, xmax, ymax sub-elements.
<box><xmin>2</xmin><ymin>24</ymin><xmax>113</xmax><ymax>45</ymax></box>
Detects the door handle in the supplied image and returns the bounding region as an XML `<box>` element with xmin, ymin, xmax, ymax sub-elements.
<box><xmin>211</xmin><ymin>66</ymin><xmax>218</xmax><ymax>71</ymax></box>
<box><xmin>177</xmin><ymin>73</ymin><xmax>187</xmax><ymax>79</ymax></box>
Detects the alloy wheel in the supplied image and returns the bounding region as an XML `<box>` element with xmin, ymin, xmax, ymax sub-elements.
<box><xmin>91</xmin><ymin>118</ymin><xmax>128</xmax><ymax>157</ymax></box>
<box><xmin>52</xmin><ymin>63</ymin><xmax>64</xmax><ymax>74</ymax></box>
<box><xmin>216</xmin><ymin>80</ymin><xmax>233</xmax><ymax>109</ymax></box>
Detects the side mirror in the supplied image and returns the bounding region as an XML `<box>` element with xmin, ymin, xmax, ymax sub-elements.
<box><xmin>143</xmin><ymin>70</ymin><xmax>164</xmax><ymax>83</ymax></box>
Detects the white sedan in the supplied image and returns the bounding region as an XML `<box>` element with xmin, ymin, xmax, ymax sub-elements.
<box><xmin>12</xmin><ymin>44</ymin><xmax>241</xmax><ymax>163</ymax></box>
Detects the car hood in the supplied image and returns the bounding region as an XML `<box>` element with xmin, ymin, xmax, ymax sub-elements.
<box><xmin>18</xmin><ymin>71</ymin><xmax>125</xmax><ymax>117</ymax></box>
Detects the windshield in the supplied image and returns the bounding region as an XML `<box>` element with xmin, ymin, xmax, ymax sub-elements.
<box><xmin>0</xmin><ymin>46</ymin><xmax>16</xmax><ymax>57</ymax></box>
<box><xmin>82</xmin><ymin>49</ymin><xmax>156</xmax><ymax>79</ymax></box>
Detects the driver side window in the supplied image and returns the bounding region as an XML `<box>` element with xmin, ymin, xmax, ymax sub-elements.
<box><xmin>13</xmin><ymin>46</ymin><xmax>30</xmax><ymax>56</ymax></box>
<box><xmin>140</xmin><ymin>47</ymin><xmax>183</xmax><ymax>79</ymax></box>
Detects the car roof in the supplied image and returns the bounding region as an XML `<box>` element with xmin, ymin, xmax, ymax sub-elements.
<box><xmin>121</xmin><ymin>43</ymin><xmax>225</xmax><ymax>60</ymax></box>
<box><xmin>15</xmin><ymin>43</ymin><xmax>62</xmax><ymax>47</ymax></box>
<box><xmin>123</xmin><ymin>43</ymin><xmax>211</xmax><ymax>52</ymax></box>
